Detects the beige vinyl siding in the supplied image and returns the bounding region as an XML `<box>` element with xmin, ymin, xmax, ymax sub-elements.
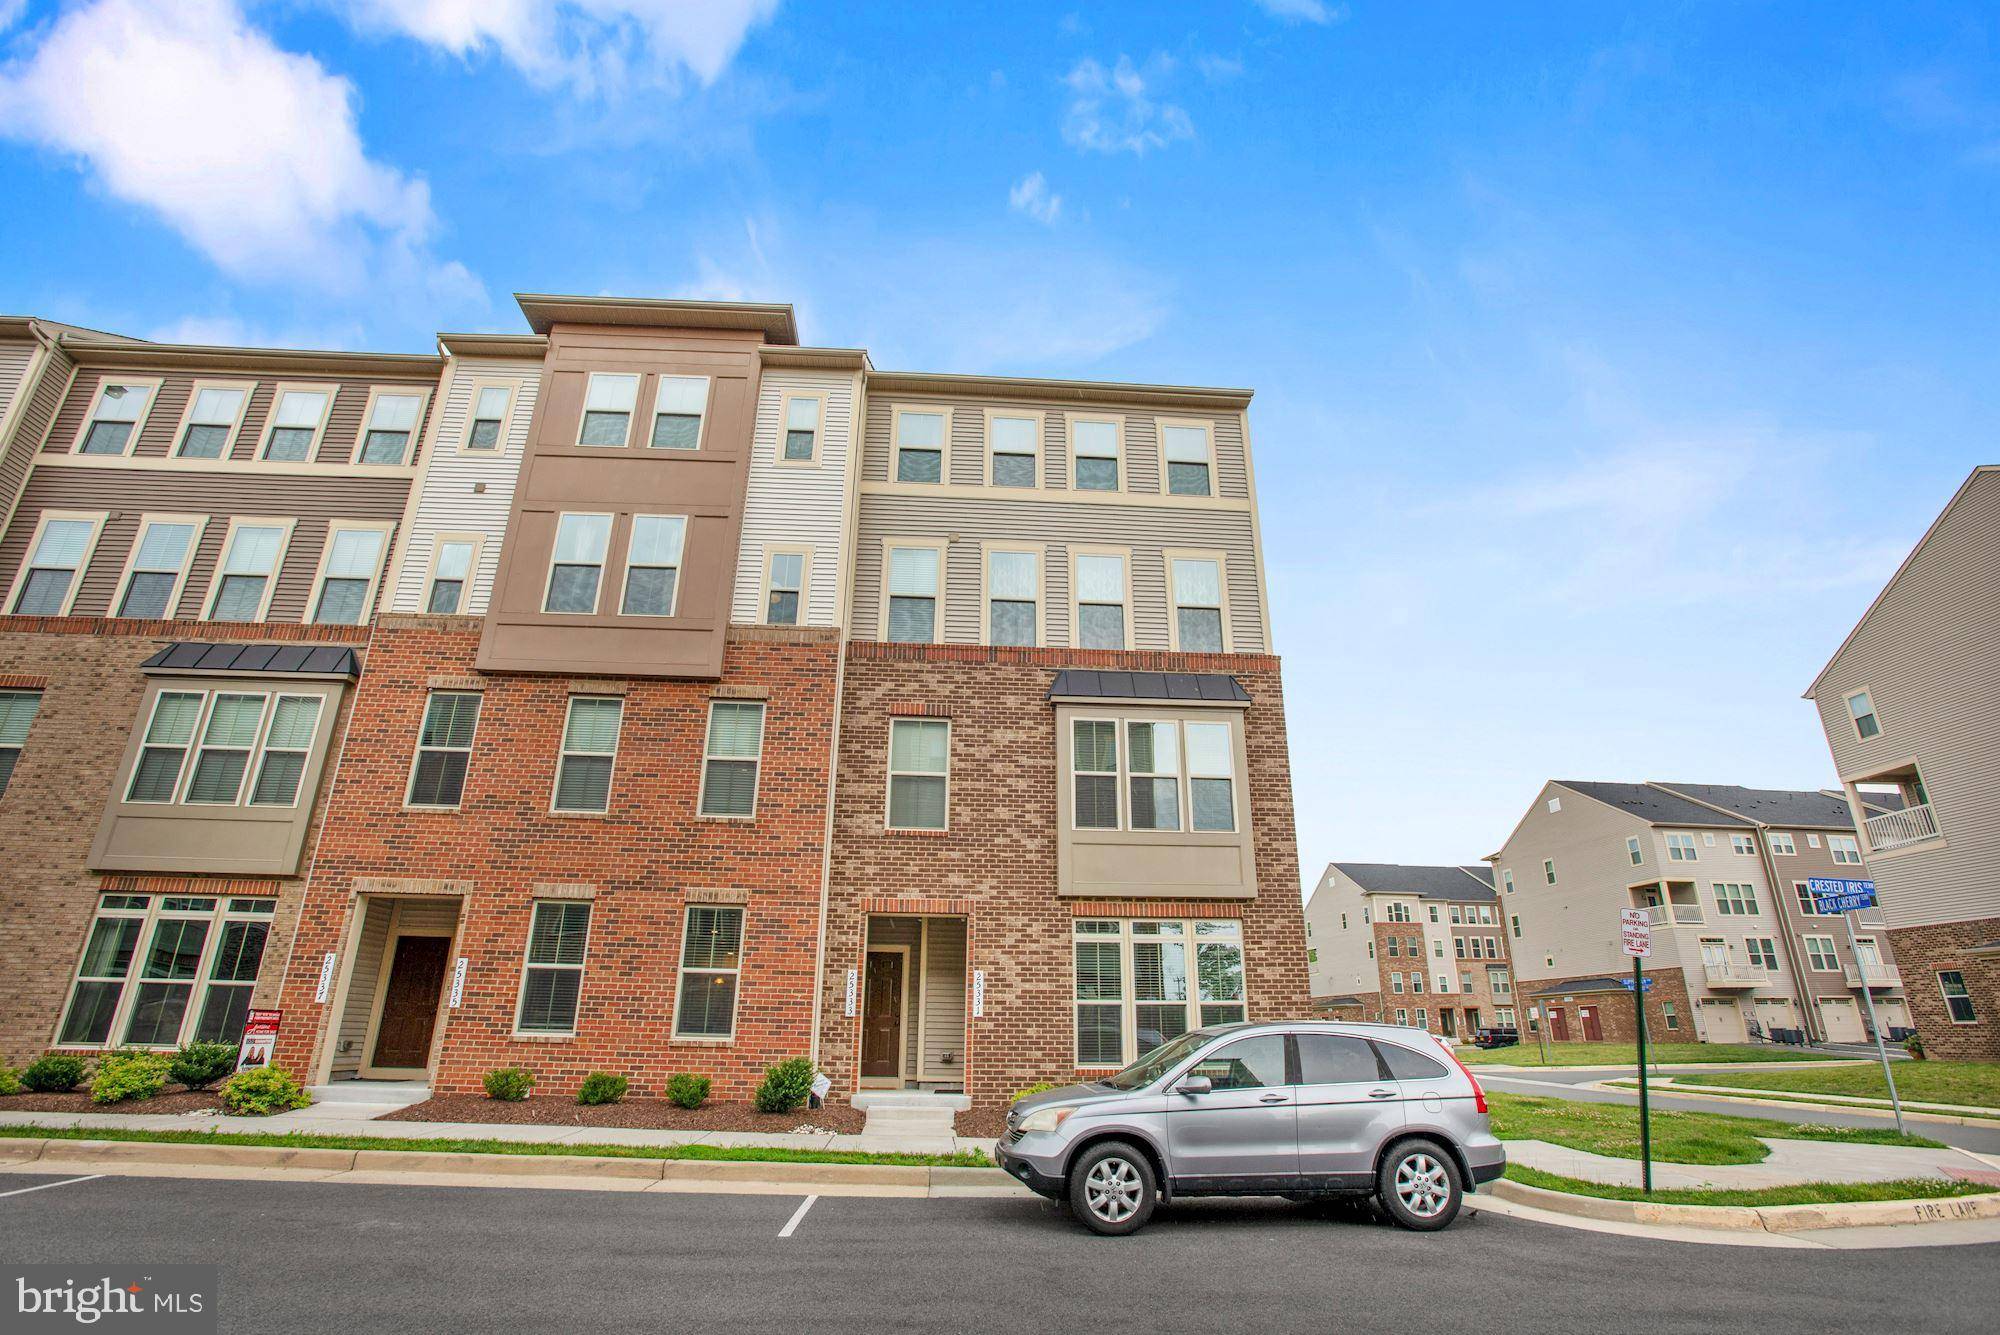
<box><xmin>730</xmin><ymin>370</ymin><xmax>853</xmax><ymax>626</ymax></box>
<box><xmin>388</xmin><ymin>355</ymin><xmax>540</xmax><ymax>614</ymax></box>
<box><xmin>332</xmin><ymin>898</ymin><xmax>396</xmax><ymax>1079</ymax></box>
<box><xmin>920</xmin><ymin>919</ymin><xmax>967</xmax><ymax>1081</ymax></box>
<box><xmin>1</xmin><ymin>466</ymin><xmax>410</xmax><ymax>621</ymax></box>
<box><xmin>0</xmin><ymin>340</ymin><xmax>35</xmax><ymax>425</ymax></box>
<box><xmin>0</xmin><ymin>342</ymin><xmax>69</xmax><ymax>528</ymax></box>
<box><xmin>1304</xmin><ymin>865</ymin><xmax>1380</xmax><ymax>999</ymax></box>
<box><xmin>1815</xmin><ymin>468</ymin><xmax>2000</xmax><ymax>930</ymax></box>
<box><xmin>852</xmin><ymin>496</ymin><xmax>1265</xmax><ymax>650</ymax></box>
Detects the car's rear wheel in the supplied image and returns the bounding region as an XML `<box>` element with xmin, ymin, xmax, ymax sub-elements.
<box><xmin>1376</xmin><ymin>1138</ymin><xmax>1463</xmax><ymax>1231</ymax></box>
<box><xmin>1068</xmin><ymin>1141</ymin><xmax>1157</xmax><ymax>1236</ymax></box>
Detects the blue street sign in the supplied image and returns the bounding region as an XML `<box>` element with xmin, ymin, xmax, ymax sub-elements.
<box><xmin>1617</xmin><ymin>977</ymin><xmax>1655</xmax><ymax>992</ymax></box>
<box><xmin>1808</xmin><ymin>877</ymin><xmax>1877</xmax><ymax>915</ymax></box>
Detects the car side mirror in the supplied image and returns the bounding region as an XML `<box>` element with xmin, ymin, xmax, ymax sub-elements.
<box><xmin>1175</xmin><ymin>1075</ymin><xmax>1213</xmax><ymax>1096</ymax></box>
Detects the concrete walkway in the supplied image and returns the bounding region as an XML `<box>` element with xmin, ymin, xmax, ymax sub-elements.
<box><xmin>1506</xmin><ymin>1135</ymin><xmax>1998</xmax><ymax>1189</ymax></box>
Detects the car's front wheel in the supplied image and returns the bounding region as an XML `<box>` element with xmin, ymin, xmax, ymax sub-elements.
<box><xmin>1376</xmin><ymin>1138</ymin><xmax>1463</xmax><ymax>1231</ymax></box>
<box><xmin>1068</xmin><ymin>1141</ymin><xmax>1157</xmax><ymax>1236</ymax></box>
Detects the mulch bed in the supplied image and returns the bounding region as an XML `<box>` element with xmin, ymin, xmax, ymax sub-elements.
<box><xmin>0</xmin><ymin>1089</ymin><xmax>224</xmax><ymax>1115</ymax></box>
<box><xmin>956</xmin><ymin>1105</ymin><xmax>1011</xmax><ymax>1139</ymax></box>
<box><xmin>381</xmin><ymin>1095</ymin><xmax>868</xmax><ymax>1134</ymax></box>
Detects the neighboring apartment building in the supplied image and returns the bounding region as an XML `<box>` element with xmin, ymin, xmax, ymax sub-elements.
<box><xmin>0</xmin><ymin>295</ymin><xmax>1310</xmax><ymax>1104</ymax></box>
<box><xmin>1303</xmin><ymin>863</ymin><xmax>1517</xmax><ymax>1039</ymax></box>
<box><xmin>1807</xmin><ymin>465</ymin><xmax>2000</xmax><ymax>1060</ymax></box>
<box><xmin>1490</xmin><ymin>781</ymin><xmax>1911</xmax><ymax>1046</ymax></box>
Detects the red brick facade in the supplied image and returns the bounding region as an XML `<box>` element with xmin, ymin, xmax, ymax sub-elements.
<box><xmin>1886</xmin><ymin>918</ymin><xmax>2000</xmax><ymax>1061</ymax></box>
<box><xmin>1524</xmin><ymin>967</ymin><xmax>1696</xmax><ymax>1044</ymax></box>
<box><xmin>816</xmin><ymin>642</ymin><xmax>1311</xmax><ymax>1105</ymax></box>
<box><xmin>272</xmin><ymin>616</ymin><xmax>840</xmax><ymax>1099</ymax></box>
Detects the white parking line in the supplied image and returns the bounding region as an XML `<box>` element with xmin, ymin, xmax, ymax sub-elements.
<box><xmin>778</xmin><ymin>1194</ymin><xmax>818</xmax><ymax>1238</ymax></box>
<box><xmin>0</xmin><ymin>1174</ymin><xmax>104</xmax><ymax>1199</ymax></box>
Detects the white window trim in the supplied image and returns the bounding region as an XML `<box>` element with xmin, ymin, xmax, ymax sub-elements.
<box><xmin>418</xmin><ymin>531</ymin><xmax>486</xmax><ymax>617</ymax></box>
<box><xmin>404</xmin><ymin>689</ymin><xmax>483</xmax><ymax>811</ymax></box>
<box><xmin>1769</xmin><ymin>832</ymin><xmax>1797</xmax><ymax>856</ymax></box>
<box><xmin>774</xmin><ymin>389</ymin><xmax>825</xmax><ymax>467</ymax></box>
<box><xmin>1543</xmin><ymin>859</ymin><xmax>1556</xmax><ymax>885</ymax></box>
<box><xmin>183</xmin><ymin>690</ymin><xmax>272</xmax><ymax>807</ymax></box>
<box><xmin>1844</xmin><ymin>688</ymin><xmax>1880</xmax><ymax>741</ymax></box>
<box><xmin>879</xmin><ymin>537</ymin><xmax>948</xmax><ymax>644</ymax></box>
<box><xmin>980</xmin><ymin>541</ymin><xmax>1042</xmax><ymax>647</ymax></box>
<box><xmin>761</xmin><ymin>544</ymin><xmax>814</xmax><ymax>626</ymax></box>
<box><xmin>1626</xmin><ymin>835</ymin><xmax>1643</xmax><ymax>865</ymax></box>
<box><xmin>671</xmin><ymin>904</ymin><xmax>746</xmax><ymax>1040</ymax></box>
<box><xmin>1793</xmin><ymin>880</ymin><xmax>1830</xmax><ymax>917</ymax></box>
<box><xmin>1070</xmin><ymin>918</ymin><xmax>1249</xmax><ymax>1068</ymax></box>
<box><xmin>512</xmin><ymin>899</ymin><xmax>592</xmax><ymax>1038</ymax></box>
<box><xmin>1939</xmin><ymin>971</ymin><xmax>1978</xmax><ymax>1024</ymax></box>
<box><xmin>167</xmin><ymin>379</ymin><xmax>256</xmax><ymax>460</ymax></box>
<box><xmin>983</xmin><ymin>406</ymin><xmax>1044</xmax><ymax>490</ymax></box>
<box><xmin>1067</xmin><ymin>713</ymin><xmax>1242</xmax><ymax>835</ymax></box>
<box><xmin>696</xmin><ymin>699</ymin><xmax>766</xmax><ymax>821</ymax></box>
<box><xmin>1156</xmin><ymin>415</ymin><xmax>1216</xmax><ymax>497</ymax></box>
<box><xmin>885</xmin><ymin>717</ymin><xmax>951</xmax><ymax>831</ymax></box>
<box><xmin>542</xmin><ymin>511</ymin><xmax>616</xmax><ymax>617</ymax></box>
<box><xmin>1164</xmin><ymin>547</ymin><xmax>1230</xmax><ymax>653</ymax></box>
<box><xmin>1713</xmin><ymin>882</ymin><xmax>1761</xmax><ymax>917</ymax></box>
<box><xmin>457</xmin><ymin>378</ymin><xmax>519</xmax><ymax>455</ymax></box>
<box><xmin>125</xmin><ymin>687</ymin><xmax>209</xmax><ymax>805</ymax></box>
<box><xmin>647</xmin><ymin>374</ymin><xmax>711</xmax><ymax>451</ymax></box>
<box><xmin>248</xmin><ymin>693</ymin><xmax>324</xmax><ymax>809</ymax></box>
<box><xmin>1069</xmin><ymin>544</ymin><xmax>1133</xmax><ymax>650</ymax></box>
<box><xmin>1829</xmin><ymin>834</ymin><xmax>1863</xmax><ymax>866</ymax></box>
<box><xmin>354</xmin><ymin>385</ymin><xmax>433</xmax><ymax>468</ymax></box>
<box><xmin>575</xmin><ymin>372</ymin><xmax>640</xmax><ymax>449</ymax></box>
<box><xmin>615</xmin><ymin>513</ymin><xmax>690</xmax><ymax>619</ymax></box>
<box><xmin>1666</xmin><ymin>832</ymin><xmax>1699</xmax><ymax>861</ymax></box>
<box><xmin>202</xmin><ymin>517</ymin><xmax>296</xmax><ymax>622</ymax></box>
<box><xmin>1067</xmin><ymin>413</ymin><xmax>1125</xmax><ymax>494</ymax></box>
<box><xmin>306</xmin><ymin>520</ymin><xmax>396</xmax><ymax>626</ymax></box>
<box><xmin>1804</xmin><ymin>935</ymin><xmax>1841</xmax><ymax>972</ymax></box>
<box><xmin>259</xmin><ymin>382</ymin><xmax>338</xmax><ymax>462</ymax></box>
<box><xmin>69</xmin><ymin>377</ymin><xmax>163</xmax><ymax>457</ymax></box>
<box><xmin>53</xmin><ymin>892</ymin><xmax>276</xmax><ymax>1051</ymax></box>
<box><xmin>6</xmin><ymin>509</ymin><xmax>109</xmax><ymax>616</ymax></box>
<box><xmin>550</xmin><ymin>695</ymin><xmax>623</xmax><ymax>816</ymax></box>
<box><xmin>890</xmin><ymin>404</ymin><xmax>950</xmax><ymax>485</ymax></box>
<box><xmin>110</xmin><ymin>513</ymin><xmax>209</xmax><ymax>621</ymax></box>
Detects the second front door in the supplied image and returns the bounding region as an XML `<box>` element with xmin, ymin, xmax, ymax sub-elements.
<box><xmin>371</xmin><ymin>935</ymin><xmax>449</xmax><ymax>1070</ymax></box>
<box><xmin>861</xmin><ymin>950</ymin><xmax>905</xmax><ymax>1079</ymax></box>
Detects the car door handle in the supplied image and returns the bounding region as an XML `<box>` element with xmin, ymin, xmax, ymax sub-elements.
<box><xmin>1259</xmin><ymin>1093</ymin><xmax>1290</xmax><ymax>1104</ymax></box>
<box><xmin>1368</xmin><ymin>1089</ymin><xmax>1397</xmax><ymax>1100</ymax></box>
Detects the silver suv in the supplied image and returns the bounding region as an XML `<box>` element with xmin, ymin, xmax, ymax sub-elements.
<box><xmin>995</xmin><ymin>1021</ymin><xmax>1504</xmax><ymax>1235</ymax></box>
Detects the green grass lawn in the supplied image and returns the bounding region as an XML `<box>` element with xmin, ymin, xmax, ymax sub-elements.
<box><xmin>1485</xmin><ymin>1092</ymin><xmax>1943</xmax><ymax>1164</ymax></box>
<box><xmin>1502</xmin><ymin>1164</ymin><xmax>1995</xmax><ymax>1207</ymax></box>
<box><xmin>1457</xmin><ymin>1041</ymin><xmax>1843</xmax><ymax>1067</ymax></box>
<box><xmin>0</xmin><ymin>1124</ymin><xmax>990</xmax><ymax>1168</ymax></box>
<box><xmin>1674</xmin><ymin>1061</ymin><xmax>2000</xmax><ymax>1111</ymax></box>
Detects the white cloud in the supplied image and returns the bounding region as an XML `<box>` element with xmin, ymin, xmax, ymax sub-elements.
<box><xmin>1253</xmin><ymin>0</ymin><xmax>1347</xmax><ymax>23</ymax></box>
<box><xmin>1196</xmin><ymin>54</ymin><xmax>1244</xmax><ymax>83</ymax></box>
<box><xmin>0</xmin><ymin>0</ymin><xmax>478</xmax><ymax>304</ymax></box>
<box><xmin>341</xmin><ymin>0</ymin><xmax>780</xmax><ymax>96</ymax></box>
<box><xmin>1061</xmin><ymin>55</ymin><xmax>1193</xmax><ymax>155</ymax></box>
<box><xmin>0</xmin><ymin>0</ymin><xmax>26</xmax><ymax>33</ymax></box>
<box><xmin>1008</xmin><ymin>171</ymin><xmax>1062</xmax><ymax>225</ymax></box>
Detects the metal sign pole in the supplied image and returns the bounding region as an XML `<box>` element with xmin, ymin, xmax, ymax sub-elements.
<box><xmin>1843</xmin><ymin>909</ymin><xmax>1906</xmax><ymax>1136</ymax></box>
<box><xmin>1634</xmin><ymin>953</ymin><xmax>1651</xmax><ymax>1194</ymax></box>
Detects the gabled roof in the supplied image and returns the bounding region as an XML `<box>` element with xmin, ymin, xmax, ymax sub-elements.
<box><xmin>1650</xmin><ymin>783</ymin><xmax>1860</xmax><ymax>832</ymax></box>
<box><xmin>1558</xmin><ymin>781</ymin><xmax>1753</xmax><ymax>828</ymax></box>
<box><xmin>1330</xmin><ymin>863</ymin><xmax>1497</xmax><ymax>902</ymax></box>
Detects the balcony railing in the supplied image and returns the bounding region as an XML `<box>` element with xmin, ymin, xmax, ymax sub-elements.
<box><xmin>1702</xmin><ymin>962</ymin><xmax>1767</xmax><ymax>988</ymax></box>
<box><xmin>1845</xmin><ymin>961</ymin><xmax>1902</xmax><ymax>989</ymax></box>
<box><xmin>1865</xmin><ymin>802</ymin><xmax>1941</xmax><ymax>853</ymax></box>
<box><xmin>1643</xmin><ymin>902</ymin><xmax>1705</xmax><ymax>926</ymax></box>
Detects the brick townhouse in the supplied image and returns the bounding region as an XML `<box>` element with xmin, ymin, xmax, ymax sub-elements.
<box><xmin>1302</xmin><ymin>863</ymin><xmax>1518</xmax><ymax>1039</ymax></box>
<box><xmin>0</xmin><ymin>296</ymin><xmax>1311</xmax><ymax>1104</ymax></box>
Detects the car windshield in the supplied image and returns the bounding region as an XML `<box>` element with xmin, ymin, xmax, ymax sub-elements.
<box><xmin>1097</xmin><ymin>1029</ymin><xmax>1219</xmax><ymax>1091</ymax></box>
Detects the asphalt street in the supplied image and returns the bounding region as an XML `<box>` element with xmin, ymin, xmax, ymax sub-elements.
<box><xmin>2</xmin><ymin>1172</ymin><xmax>1997</xmax><ymax>1334</ymax></box>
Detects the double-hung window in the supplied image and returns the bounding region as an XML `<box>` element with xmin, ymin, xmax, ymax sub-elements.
<box><xmin>1162</xmin><ymin>422</ymin><xmax>1213</xmax><ymax>496</ymax></box>
<box><xmin>1940</xmin><ymin>971</ymin><xmax>1977</xmax><ymax>1023</ymax></box>
<box><xmin>517</xmin><ymin>901</ymin><xmax>591</xmax><ymax>1033</ymax></box>
<box><xmin>544</xmin><ymin>513</ymin><xmax>612</xmax><ymax>613</ymax></box>
<box><xmin>176</xmin><ymin>386</ymin><xmax>248</xmax><ymax>459</ymax></box>
<box><xmin>1543</xmin><ymin>859</ymin><xmax>1556</xmax><ymax>884</ymax></box>
<box><xmin>1829</xmin><ymin>834</ymin><xmax>1862</xmax><ymax>865</ymax></box>
<box><xmin>128</xmin><ymin>692</ymin><xmax>204</xmax><ymax>802</ymax></box>
<box><xmin>651</xmin><ymin>376</ymin><xmax>708</xmax><ymax>449</ymax></box>
<box><xmin>985</xmin><ymin>548</ymin><xmax>1038</xmax><ymax>646</ymax></box>
<box><xmin>425</xmin><ymin>538</ymin><xmax>477</xmax><ymax>614</ymax></box>
<box><xmin>1731</xmin><ymin>833</ymin><xmax>1757</xmax><ymax>855</ymax></box>
<box><xmin>887</xmin><ymin>718</ymin><xmax>949</xmax><ymax>830</ymax></box>
<box><xmin>764</xmin><ymin>550</ymin><xmax>806</xmax><ymax>625</ymax></box>
<box><xmin>248</xmin><ymin>696</ymin><xmax>322</xmax><ymax>806</ymax></box>
<box><xmin>185</xmin><ymin>694</ymin><xmax>266</xmax><ymax>804</ymax></box>
<box><xmin>58</xmin><ymin>893</ymin><xmax>274</xmax><ymax>1048</ymax></box>
<box><xmin>1073</xmin><ymin>919</ymin><xmax>1245</xmax><ymax>1065</ymax></box>
<box><xmin>780</xmin><ymin>395</ymin><xmax>821</xmax><ymax>462</ymax></box>
<box><xmin>117</xmin><ymin>901</ymin><xmax>211</xmax><ymax>1044</ymax></box>
<box><xmin>465</xmin><ymin>385</ymin><xmax>510</xmax><ymax>450</ymax></box>
<box><xmin>10</xmin><ymin>514</ymin><xmax>102</xmax><ymax>616</ymax></box>
<box><xmin>0</xmin><ymin>690</ymin><xmax>41</xmax><ymax>795</ymax></box>
<box><xmin>408</xmin><ymin>692</ymin><xmax>481</xmax><ymax>808</ymax></box>
<box><xmin>895</xmin><ymin>409</ymin><xmax>945</xmax><ymax>483</ymax></box>
<box><xmin>1666</xmin><ymin>832</ymin><xmax>1698</xmax><ymax>861</ymax></box>
<box><xmin>1745</xmin><ymin>937</ymin><xmax>1779</xmax><ymax>971</ymax></box>
<box><xmin>1846</xmin><ymin>690</ymin><xmax>1880</xmax><ymax>740</ymax></box>
<box><xmin>1805</xmin><ymin>936</ymin><xmax>1840</xmax><ymax>972</ymax></box>
<box><xmin>1068</xmin><ymin>716</ymin><xmax>1238</xmax><ymax>833</ymax></box>
<box><xmin>1793</xmin><ymin>882</ymin><xmax>1828</xmax><ymax>917</ymax></box>
<box><xmin>359</xmin><ymin>392</ymin><xmax>423</xmax><ymax>465</ymax></box>
<box><xmin>554</xmin><ymin>697</ymin><xmax>622</xmax><ymax>814</ymax></box>
<box><xmin>207</xmin><ymin>523</ymin><xmax>287</xmax><ymax>621</ymax></box>
<box><xmin>1126</xmin><ymin>721</ymin><xmax>1181</xmax><ymax>830</ymax></box>
<box><xmin>989</xmin><ymin>413</ymin><xmax>1038</xmax><ymax>487</ymax></box>
<box><xmin>1074</xmin><ymin>551</ymin><xmax>1127</xmax><ymax>650</ymax></box>
<box><xmin>1186</xmin><ymin>721</ymin><xmax>1235</xmax><ymax>831</ymax></box>
<box><xmin>1713</xmin><ymin>882</ymin><xmax>1760</xmax><ymax>916</ymax></box>
<box><xmin>77</xmin><ymin>382</ymin><xmax>152</xmax><ymax>455</ymax></box>
<box><xmin>1072</xmin><ymin>720</ymin><xmax>1119</xmax><ymax>829</ymax></box>
<box><xmin>700</xmin><ymin>701</ymin><xmax>765</xmax><ymax>817</ymax></box>
<box><xmin>1768</xmin><ymin>832</ymin><xmax>1796</xmax><ymax>856</ymax></box>
<box><xmin>263</xmin><ymin>388</ymin><xmax>329</xmax><ymax>461</ymax></box>
<box><xmin>578</xmin><ymin>373</ymin><xmax>639</xmax><ymax>446</ymax></box>
<box><xmin>116</xmin><ymin>518</ymin><xmax>201</xmax><ymax>619</ymax></box>
<box><xmin>311</xmin><ymin>525</ymin><xmax>388</xmax><ymax>625</ymax></box>
<box><xmin>675</xmin><ymin>906</ymin><xmax>744</xmax><ymax>1037</ymax></box>
<box><xmin>1626</xmin><ymin>836</ymin><xmax>1643</xmax><ymax>865</ymax></box>
<box><xmin>620</xmin><ymin>515</ymin><xmax>687</xmax><ymax>616</ymax></box>
<box><xmin>1169</xmin><ymin>555</ymin><xmax>1225</xmax><ymax>652</ymax></box>
<box><xmin>1072</xmin><ymin>419</ymin><xmax>1119</xmax><ymax>491</ymax></box>
<box><xmin>885</xmin><ymin>545</ymin><xmax>940</xmax><ymax>643</ymax></box>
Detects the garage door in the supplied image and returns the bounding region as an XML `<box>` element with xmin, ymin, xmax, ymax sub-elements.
<box><xmin>1701</xmin><ymin>999</ymin><xmax>1747</xmax><ymax>1043</ymax></box>
<box><xmin>1818</xmin><ymin>997</ymin><xmax>1865</xmax><ymax>1043</ymax></box>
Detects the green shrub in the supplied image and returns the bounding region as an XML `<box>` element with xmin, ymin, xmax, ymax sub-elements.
<box><xmin>218</xmin><ymin>1064</ymin><xmax>311</xmax><ymax>1116</ymax></box>
<box><xmin>753</xmin><ymin>1057</ymin><xmax>816</xmax><ymax>1114</ymax></box>
<box><xmin>577</xmin><ymin>1072</ymin><xmax>628</xmax><ymax>1106</ymax></box>
<box><xmin>169</xmin><ymin>1041</ymin><xmax>239</xmax><ymax>1091</ymax></box>
<box><xmin>1905</xmin><ymin>1032</ymin><xmax>1926</xmax><ymax>1061</ymax></box>
<box><xmin>665</xmin><ymin>1073</ymin><xmax>711</xmax><ymax>1110</ymax></box>
<box><xmin>1011</xmin><ymin>1083</ymin><xmax>1060</xmax><ymax>1102</ymax></box>
<box><xmin>483</xmin><ymin>1067</ymin><xmax>535</xmax><ymax>1101</ymax></box>
<box><xmin>0</xmin><ymin>1067</ymin><xmax>21</xmax><ymax>1096</ymax></box>
<box><xmin>91</xmin><ymin>1049</ymin><xmax>173</xmax><ymax>1105</ymax></box>
<box><xmin>20</xmin><ymin>1052</ymin><xmax>88</xmax><ymax>1093</ymax></box>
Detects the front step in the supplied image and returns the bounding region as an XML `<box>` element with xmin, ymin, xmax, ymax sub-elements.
<box><xmin>305</xmin><ymin>1080</ymin><xmax>431</xmax><ymax>1110</ymax></box>
<box><xmin>854</xmin><ymin>1091</ymin><xmax>962</xmax><ymax>1141</ymax></box>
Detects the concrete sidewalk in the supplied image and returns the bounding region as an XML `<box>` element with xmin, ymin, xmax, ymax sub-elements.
<box><xmin>1505</xmin><ymin>1135</ymin><xmax>1998</xmax><ymax>1190</ymax></box>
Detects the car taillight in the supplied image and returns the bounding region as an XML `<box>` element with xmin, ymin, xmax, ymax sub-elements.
<box><xmin>1446</xmin><ymin>1048</ymin><xmax>1487</xmax><ymax>1114</ymax></box>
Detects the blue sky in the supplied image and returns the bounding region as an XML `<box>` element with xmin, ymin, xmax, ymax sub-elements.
<box><xmin>3</xmin><ymin>2</ymin><xmax>1994</xmax><ymax>891</ymax></box>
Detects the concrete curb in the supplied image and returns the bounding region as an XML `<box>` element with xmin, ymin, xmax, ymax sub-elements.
<box><xmin>1488</xmin><ymin>1177</ymin><xmax>2000</xmax><ymax>1232</ymax></box>
<box><xmin>1473</xmin><ymin>1059</ymin><xmax>1873</xmax><ymax>1074</ymax></box>
<box><xmin>1598</xmin><ymin>1080</ymin><xmax>2000</xmax><ymax>1127</ymax></box>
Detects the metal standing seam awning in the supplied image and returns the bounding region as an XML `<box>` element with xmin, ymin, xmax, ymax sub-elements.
<box><xmin>1045</xmin><ymin>669</ymin><xmax>1250</xmax><ymax>703</ymax></box>
<box><xmin>140</xmin><ymin>641</ymin><xmax>361</xmax><ymax>680</ymax></box>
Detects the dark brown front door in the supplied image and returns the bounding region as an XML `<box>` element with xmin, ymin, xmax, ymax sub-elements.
<box><xmin>1549</xmin><ymin>1007</ymin><xmax>1570</xmax><ymax>1041</ymax></box>
<box><xmin>371</xmin><ymin>935</ymin><xmax>450</xmax><ymax>1070</ymax></box>
<box><xmin>860</xmin><ymin>950</ymin><xmax>904</xmax><ymax>1078</ymax></box>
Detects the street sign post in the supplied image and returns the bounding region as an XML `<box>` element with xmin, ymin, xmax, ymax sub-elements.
<box><xmin>1618</xmin><ymin>908</ymin><xmax>1653</xmax><ymax>1193</ymax></box>
<box><xmin>1806</xmin><ymin>877</ymin><xmax>1905</xmax><ymax>1134</ymax></box>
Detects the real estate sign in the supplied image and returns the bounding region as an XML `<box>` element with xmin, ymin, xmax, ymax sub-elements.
<box><xmin>236</xmin><ymin>1009</ymin><xmax>280</xmax><ymax>1071</ymax></box>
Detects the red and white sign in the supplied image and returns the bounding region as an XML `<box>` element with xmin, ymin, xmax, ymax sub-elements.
<box><xmin>1619</xmin><ymin>909</ymin><xmax>1652</xmax><ymax>958</ymax></box>
<box><xmin>236</xmin><ymin>1009</ymin><xmax>281</xmax><ymax>1071</ymax></box>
